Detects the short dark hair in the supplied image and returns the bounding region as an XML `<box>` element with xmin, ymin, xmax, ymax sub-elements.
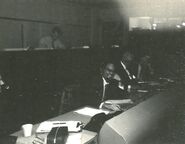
<box><xmin>52</xmin><ymin>26</ymin><xmax>62</xmax><ymax>34</ymax></box>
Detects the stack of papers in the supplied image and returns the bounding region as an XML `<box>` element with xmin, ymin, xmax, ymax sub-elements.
<box><xmin>36</xmin><ymin>121</ymin><xmax>82</xmax><ymax>133</ymax></box>
<box><xmin>74</xmin><ymin>107</ymin><xmax>109</xmax><ymax>116</ymax></box>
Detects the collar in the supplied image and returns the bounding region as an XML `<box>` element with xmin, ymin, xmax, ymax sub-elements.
<box><xmin>120</xmin><ymin>61</ymin><xmax>127</xmax><ymax>70</ymax></box>
<box><xmin>102</xmin><ymin>77</ymin><xmax>109</xmax><ymax>86</ymax></box>
<box><xmin>120</xmin><ymin>61</ymin><xmax>133</xmax><ymax>80</ymax></box>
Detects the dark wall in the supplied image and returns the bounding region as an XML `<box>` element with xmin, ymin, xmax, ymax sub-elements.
<box><xmin>128</xmin><ymin>30</ymin><xmax>185</xmax><ymax>56</ymax></box>
<box><xmin>128</xmin><ymin>30</ymin><xmax>185</xmax><ymax>76</ymax></box>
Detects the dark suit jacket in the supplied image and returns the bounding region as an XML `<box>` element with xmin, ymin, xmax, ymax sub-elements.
<box><xmin>115</xmin><ymin>62</ymin><xmax>137</xmax><ymax>88</ymax></box>
<box><xmin>80</xmin><ymin>75</ymin><xmax>126</xmax><ymax>108</ymax></box>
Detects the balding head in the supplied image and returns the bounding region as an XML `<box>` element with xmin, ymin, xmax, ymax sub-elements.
<box><xmin>101</xmin><ymin>61</ymin><xmax>115</xmax><ymax>82</ymax></box>
<box><xmin>121</xmin><ymin>52</ymin><xmax>134</xmax><ymax>67</ymax></box>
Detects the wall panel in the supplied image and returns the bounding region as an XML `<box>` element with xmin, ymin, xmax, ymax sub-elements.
<box><xmin>0</xmin><ymin>20</ymin><xmax>22</xmax><ymax>49</ymax></box>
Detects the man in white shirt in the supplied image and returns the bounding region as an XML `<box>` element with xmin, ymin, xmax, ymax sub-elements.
<box><xmin>39</xmin><ymin>27</ymin><xmax>65</xmax><ymax>49</ymax></box>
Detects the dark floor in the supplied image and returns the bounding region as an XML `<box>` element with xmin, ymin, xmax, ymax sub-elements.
<box><xmin>164</xmin><ymin>98</ymin><xmax>185</xmax><ymax>144</ymax></box>
<box><xmin>145</xmin><ymin>95</ymin><xmax>185</xmax><ymax>144</ymax></box>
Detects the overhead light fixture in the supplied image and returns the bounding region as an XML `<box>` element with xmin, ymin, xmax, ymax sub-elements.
<box><xmin>182</xmin><ymin>22</ymin><xmax>185</xmax><ymax>26</ymax></box>
<box><xmin>176</xmin><ymin>25</ymin><xmax>181</xmax><ymax>28</ymax></box>
<box><xmin>152</xmin><ymin>23</ymin><xmax>157</xmax><ymax>30</ymax></box>
<box><xmin>152</xmin><ymin>23</ymin><xmax>157</xmax><ymax>27</ymax></box>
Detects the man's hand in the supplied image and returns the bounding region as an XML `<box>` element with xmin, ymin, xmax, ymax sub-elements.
<box><xmin>113</xmin><ymin>73</ymin><xmax>121</xmax><ymax>81</ymax></box>
<box><xmin>16</xmin><ymin>135</ymin><xmax>45</xmax><ymax>144</ymax></box>
<box><xmin>32</xmin><ymin>136</ymin><xmax>45</xmax><ymax>144</ymax></box>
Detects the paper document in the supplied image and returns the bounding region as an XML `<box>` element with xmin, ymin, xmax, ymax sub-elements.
<box><xmin>137</xmin><ymin>89</ymin><xmax>148</xmax><ymax>93</ymax></box>
<box><xmin>74</xmin><ymin>107</ymin><xmax>109</xmax><ymax>116</ymax></box>
<box><xmin>66</xmin><ymin>133</ymin><xmax>82</xmax><ymax>144</ymax></box>
<box><xmin>99</xmin><ymin>99</ymin><xmax>134</xmax><ymax>111</ymax></box>
<box><xmin>104</xmin><ymin>99</ymin><xmax>133</xmax><ymax>104</ymax></box>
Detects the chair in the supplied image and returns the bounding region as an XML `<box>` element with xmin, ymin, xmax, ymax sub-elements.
<box><xmin>58</xmin><ymin>83</ymin><xmax>80</xmax><ymax>114</ymax></box>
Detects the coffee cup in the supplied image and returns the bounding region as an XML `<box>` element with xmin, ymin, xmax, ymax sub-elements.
<box><xmin>22</xmin><ymin>124</ymin><xmax>33</xmax><ymax>137</ymax></box>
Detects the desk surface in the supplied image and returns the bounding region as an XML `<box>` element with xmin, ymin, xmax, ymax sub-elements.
<box><xmin>12</xmin><ymin>107</ymin><xmax>97</xmax><ymax>144</ymax></box>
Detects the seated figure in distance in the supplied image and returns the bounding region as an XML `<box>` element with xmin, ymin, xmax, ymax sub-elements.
<box><xmin>38</xmin><ymin>26</ymin><xmax>65</xmax><ymax>49</ymax></box>
<box><xmin>137</xmin><ymin>55</ymin><xmax>154</xmax><ymax>81</ymax></box>
<box><xmin>114</xmin><ymin>52</ymin><xmax>138</xmax><ymax>91</ymax></box>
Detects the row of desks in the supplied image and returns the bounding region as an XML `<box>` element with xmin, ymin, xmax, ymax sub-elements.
<box><xmin>12</xmin><ymin>81</ymin><xmax>183</xmax><ymax>144</ymax></box>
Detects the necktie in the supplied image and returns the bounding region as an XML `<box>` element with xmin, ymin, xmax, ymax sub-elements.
<box><xmin>121</xmin><ymin>62</ymin><xmax>133</xmax><ymax>80</ymax></box>
<box><xmin>124</xmin><ymin>67</ymin><xmax>132</xmax><ymax>80</ymax></box>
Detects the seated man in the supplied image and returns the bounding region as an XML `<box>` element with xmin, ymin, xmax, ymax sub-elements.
<box><xmin>80</xmin><ymin>61</ymin><xmax>127</xmax><ymax>108</ymax></box>
<box><xmin>137</xmin><ymin>55</ymin><xmax>154</xmax><ymax>81</ymax></box>
<box><xmin>115</xmin><ymin>52</ymin><xmax>137</xmax><ymax>91</ymax></box>
<box><xmin>38</xmin><ymin>26</ymin><xmax>65</xmax><ymax>49</ymax></box>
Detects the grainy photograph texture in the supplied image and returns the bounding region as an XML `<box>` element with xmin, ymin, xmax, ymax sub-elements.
<box><xmin>0</xmin><ymin>0</ymin><xmax>185</xmax><ymax>144</ymax></box>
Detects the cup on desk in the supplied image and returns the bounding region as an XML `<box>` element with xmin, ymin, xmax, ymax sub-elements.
<box><xmin>22</xmin><ymin>124</ymin><xmax>33</xmax><ymax>137</ymax></box>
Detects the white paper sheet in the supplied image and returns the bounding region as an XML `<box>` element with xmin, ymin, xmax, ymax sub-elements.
<box><xmin>104</xmin><ymin>99</ymin><xmax>133</xmax><ymax>104</ymax></box>
<box><xmin>74</xmin><ymin>107</ymin><xmax>109</xmax><ymax>116</ymax></box>
<box><xmin>66</xmin><ymin>133</ymin><xmax>82</xmax><ymax>144</ymax></box>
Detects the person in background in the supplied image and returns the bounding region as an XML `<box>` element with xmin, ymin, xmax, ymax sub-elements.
<box><xmin>39</xmin><ymin>26</ymin><xmax>65</xmax><ymax>49</ymax></box>
<box><xmin>80</xmin><ymin>61</ymin><xmax>126</xmax><ymax>108</ymax></box>
<box><xmin>0</xmin><ymin>74</ymin><xmax>9</xmax><ymax>93</ymax></box>
<box><xmin>114</xmin><ymin>52</ymin><xmax>137</xmax><ymax>91</ymax></box>
<box><xmin>137</xmin><ymin>55</ymin><xmax>154</xmax><ymax>81</ymax></box>
<box><xmin>0</xmin><ymin>74</ymin><xmax>12</xmax><ymax>136</ymax></box>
